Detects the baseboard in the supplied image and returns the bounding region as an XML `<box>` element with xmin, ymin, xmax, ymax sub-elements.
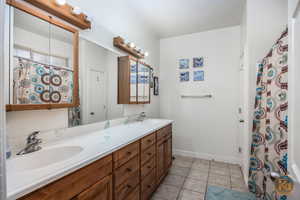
<box><xmin>173</xmin><ymin>149</ymin><xmax>240</xmax><ymax>165</ymax></box>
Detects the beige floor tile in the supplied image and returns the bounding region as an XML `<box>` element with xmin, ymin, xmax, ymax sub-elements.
<box><xmin>173</xmin><ymin>159</ymin><xmax>193</xmax><ymax>168</ymax></box>
<box><xmin>208</xmin><ymin>183</ymin><xmax>231</xmax><ymax>189</ymax></box>
<box><xmin>210</xmin><ymin>167</ymin><xmax>230</xmax><ymax>176</ymax></box>
<box><xmin>188</xmin><ymin>169</ymin><xmax>208</xmax><ymax>181</ymax></box>
<box><xmin>153</xmin><ymin>184</ymin><xmax>181</xmax><ymax>200</ymax></box>
<box><xmin>228</xmin><ymin>164</ymin><xmax>241</xmax><ymax>171</ymax></box>
<box><xmin>191</xmin><ymin>162</ymin><xmax>210</xmax><ymax>172</ymax></box>
<box><xmin>183</xmin><ymin>178</ymin><xmax>207</xmax><ymax>193</ymax></box>
<box><xmin>230</xmin><ymin>169</ymin><xmax>244</xmax><ymax>179</ymax></box>
<box><xmin>208</xmin><ymin>174</ymin><xmax>230</xmax><ymax>187</ymax></box>
<box><xmin>174</xmin><ymin>155</ymin><xmax>195</xmax><ymax>163</ymax></box>
<box><xmin>162</xmin><ymin>174</ymin><xmax>185</xmax><ymax>187</ymax></box>
<box><xmin>169</xmin><ymin>165</ymin><xmax>190</xmax><ymax>177</ymax></box>
<box><xmin>231</xmin><ymin>177</ymin><xmax>246</xmax><ymax>188</ymax></box>
<box><xmin>178</xmin><ymin>189</ymin><xmax>205</xmax><ymax>200</ymax></box>
<box><xmin>193</xmin><ymin>158</ymin><xmax>210</xmax><ymax>166</ymax></box>
<box><xmin>211</xmin><ymin>161</ymin><xmax>229</xmax><ymax>168</ymax></box>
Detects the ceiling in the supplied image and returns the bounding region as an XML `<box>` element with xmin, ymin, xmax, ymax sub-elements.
<box><xmin>127</xmin><ymin>0</ymin><xmax>245</xmax><ymax>38</ymax></box>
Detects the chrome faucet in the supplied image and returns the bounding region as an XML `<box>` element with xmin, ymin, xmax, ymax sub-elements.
<box><xmin>137</xmin><ymin>112</ymin><xmax>146</xmax><ymax>121</ymax></box>
<box><xmin>17</xmin><ymin>131</ymin><xmax>42</xmax><ymax>155</ymax></box>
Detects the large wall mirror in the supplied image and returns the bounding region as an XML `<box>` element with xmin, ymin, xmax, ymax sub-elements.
<box><xmin>68</xmin><ymin>38</ymin><xmax>124</xmax><ymax>127</ymax></box>
<box><xmin>6</xmin><ymin>3</ymin><xmax>79</xmax><ymax>111</ymax></box>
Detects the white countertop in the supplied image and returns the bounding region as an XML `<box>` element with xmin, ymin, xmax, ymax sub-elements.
<box><xmin>6</xmin><ymin>119</ymin><xmax>173</xmax><ymax>200</ymax></box>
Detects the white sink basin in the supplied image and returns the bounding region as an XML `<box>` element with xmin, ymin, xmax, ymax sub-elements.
<box><xmin>8</xmin><ymin>146</ymin><xmax>83</xmax><ymax>172</ymax></box>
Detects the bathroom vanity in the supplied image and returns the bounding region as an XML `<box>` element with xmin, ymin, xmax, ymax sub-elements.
<box><xmin>7</xmin><ymin>119</ymin><xmax>173</xmax><ymax>200</ymax></box>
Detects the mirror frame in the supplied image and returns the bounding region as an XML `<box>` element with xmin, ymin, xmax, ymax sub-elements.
<box><xmin>6</xmin><ymin>0</ymin><xmax>79</xmax><ymax>111</ymax></box>
<box><xmin>137</xmin><ymin>60</ymin><xmax>152</xmax><ymax>104</ymax></box>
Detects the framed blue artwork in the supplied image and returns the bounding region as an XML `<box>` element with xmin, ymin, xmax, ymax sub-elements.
<box><xmin>179</xmin><ymin>59</ymin><xmax>189</xmax><ymax>69</ymax></box>
<box><xmin>180</xmin><ymin>72</ymin><xmax>189</xmax><ymax>82</ymax></box>
<box><xmin>193</xmin><ymin>57</ymin><xmax>204</xmax><ymax>68</ymax></box>
<box><xmin>194</xmin><ymin>71</ymin><xmax>204</xmax><ymax>81</ymax></box>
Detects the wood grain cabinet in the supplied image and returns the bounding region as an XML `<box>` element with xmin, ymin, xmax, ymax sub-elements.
<box><xmin>18</xmin><ymin>124</ymin><xmax>173</xmax><ymax>200</ymax></box>
<box><xmin>156</xmin><ymin>125</ymin><xmax>173</xmax><ymax>184</ymax></box>
<box><xmin>73</xmin><ymin>175</ymin><xmax>112</xmax><ymax>200</ymax></box>
<box><xmin>118</xmin><ymin>56</ymin><xmax>152</xmax><ymax>104</ymax></box>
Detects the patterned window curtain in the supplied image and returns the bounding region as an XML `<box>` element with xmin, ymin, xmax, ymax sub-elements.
<box><xmin>248</xmin><ymin>29</ymin><xmax>288</xmax><ymax>200</ymax></box>
<box><xmin>13</xmin><ymin>57</ymin><xmax>74</xmax><ymax>104</ymax></box>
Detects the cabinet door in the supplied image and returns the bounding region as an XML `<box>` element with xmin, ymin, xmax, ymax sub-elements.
<box><xmin>137</xmin><ymin>63</ymin><xmax>145</xmax><ymax>102</ymax></box>
<box><xmin>165</xmin><ymin>137</ymin><xmax>172</xmax><ymax>171</ymax></box>
<box><xmin>156</xmin><ymin>141</ymin><xmax>165</xmax><ymax>183</ymax></box>
<box><xmin>130</xmin><ymin>59</ymin><xmax>138</xmax><ymax>103</ymax></box>
<box><xmin>74</xmin><ymin>175</ymin><xmax>112</xmax><ymax>200</ymax></box>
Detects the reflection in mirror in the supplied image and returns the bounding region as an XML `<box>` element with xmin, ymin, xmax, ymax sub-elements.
<box><xmin>9</xmin><ymin>8</ymin><xmax>74</xmax><ymax>106</ymax></box>
<box><xmin>10</xmin><ymin>8</ymin><xmax>51</xmax><ymax>104</ymax></box>
<box><xmin>50</xmin><ymin>24</ymin><xmax>74</xmax><ymax>104</ymax></box>
<box><xmin>68</xmin><ymin>39</ymin><xmax>124</xmax><ymax>127</ymax></box>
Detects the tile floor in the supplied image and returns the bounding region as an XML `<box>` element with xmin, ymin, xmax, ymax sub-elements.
<box><xmin>151</xmin><ymin>155</ymin><xmax>248</xmax><ymax>200</ymax></box>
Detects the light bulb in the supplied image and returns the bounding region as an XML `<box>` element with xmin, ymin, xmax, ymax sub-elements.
<box><xmin>136</xmin><ymin>46</ymin><xmax>141</xmax><ymax>52</ymax></box>
<box><xmin>128</xmin><ymin>42</ymin><xmax>135</xmax><ymax>48</ymax></box>
<box><xmin>55</xmin><ymin>0</ymin><xmax>66</xmax><ymax>6</ymax></box>
<box><xmin>144</xmin><ymin>51</ymin><xmax>149</xmax><ymax>57</ymax></box>
<box><xmin>72</xmin><ymin>6</ymin><xmax>81</xmax><ymax>15</ymax></box>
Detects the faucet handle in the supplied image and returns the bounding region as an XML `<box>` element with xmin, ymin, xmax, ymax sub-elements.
<box><xmin>27</xmin><ymin>131</ymin><xmax>40</xmax><ymax>141</ymax></box>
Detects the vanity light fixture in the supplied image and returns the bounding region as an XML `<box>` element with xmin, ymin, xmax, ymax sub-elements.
<box><xmin>113</xmin><ymin>36</ymin><xmax>145</xmax><ymax>59</ymax></box>
<box><xmin>55</xmin><ymin>0</ymin><xmax>67</xmax><ymax>6</ymax></box>
<box><xmin>144</xmin><ymin>51</ymin><xmax>149</xmax><ymax>57</ymax></box>
<box><xmin>72</xmin><ymin>6</ymin><xmax>81</xmax><ymax>15</ymax></box>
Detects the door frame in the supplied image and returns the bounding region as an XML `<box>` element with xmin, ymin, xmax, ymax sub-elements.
<box><xmin>0</xmin><ymin>0</ymin><xmax>7</xmax><ymax>199</ymax></box>
<box><xmin>288</xmin><ymin>0</ymin><xmax>300</xmax><ymax>182</ymax></box>
<box><xmin>86</xmin><ymin>68</ymin><xmax>107</xmax><ymax>124</ymax></box>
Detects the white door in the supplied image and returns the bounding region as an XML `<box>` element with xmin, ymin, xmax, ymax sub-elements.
<box><xmin>237</xmin><ymin>53</ymin><xmax>245</xmax><ymax>164</ymax></box>
<box><xmin>87</xmin><ymin>69</ymin><xmax>107</xmax><ymax>124</ymax></box>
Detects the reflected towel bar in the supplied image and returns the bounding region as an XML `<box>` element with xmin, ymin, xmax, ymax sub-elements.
<box><xmin>180</xmin><ymin>94</ymin><xmax>212</xmax><ymax>98</ymax></box>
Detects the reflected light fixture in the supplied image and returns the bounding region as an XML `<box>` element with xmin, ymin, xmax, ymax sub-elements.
<box><xmin>55</xmin><ymin>0</ymin><xmax>66</xmax><ymax>6</ymax></box>
<box><xmin>128</xmin><ymin>42</ymin><xmax>135</xmax><ymax>48</ymax></box>
<box><xmin>144</xmin><ymin>51</ymin><xmax>149</xmax><ymax>57</ymax></box>
<box><xmin>72</xmin><ymin>6</ymin><xmax>82</xmax><ymax>15</ymax></box>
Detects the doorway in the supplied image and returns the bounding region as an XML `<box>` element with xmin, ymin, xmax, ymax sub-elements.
<box><xmin>87</xmin><ymin>69</ymin><xmax>107</xmax><ymax>124</ymax></box>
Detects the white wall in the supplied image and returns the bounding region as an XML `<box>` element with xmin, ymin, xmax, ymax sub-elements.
<box><xmin>5</xmin><ymin>1</ymin><xmax>161</xmax><ymax>155</ymax></box>
<box><xmin>0</xmin><ymin>0</ymin><xmax>7</xmax><ymax>198</ymax></box>
<box><xmin>160</xmin><ymin>26</ymin><xmax>241</xmax><ymax>163</ymax></box>
<box><xmin>239</xmin><ymin>0</ymin><xmax>288</xmax><ymax>184</ymax></box>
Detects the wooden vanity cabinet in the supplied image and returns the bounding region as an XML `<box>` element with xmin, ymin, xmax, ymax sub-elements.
<box><xmin>18</xmin><ymin>155</ymin><xmax>113</xmax><ymax>200</ymax></box>
<box><xmin>156</xmin><ymin>125</ymin><xmax>173</xmax><ymax>184</ymax></box>
<box><xmin>17</xmin><ymin>124</ymin><xmax>173</xmax><ymax>200</ymax></box>
<box><xmin>118</xmin><ymin>56</ymin><xmax>152</xmax><ymax>105</ymax></box>
<box><xmin>73</xmin><ymin>175</ymin><xmax>112</xmax><ymax>200</ymax></box>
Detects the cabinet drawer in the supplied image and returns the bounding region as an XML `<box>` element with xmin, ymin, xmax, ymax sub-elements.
<box><xmin>141</xmin><ymin>169</ymin><xmax>156</xmax><ymax>200</ymax></box>
<box><xmin>124</xmin><ymin>186</ymin><xmax>140</xmax><ymax>200</ymax></box>
<box><xmin>19</xmin><ymin>155</ymin><xmax>112</xmax><ymax>200</ymax></box>
<box><xmin>141</xmin><ymin>156</ymin><xmax>155</xmax><ymax>178</ymax></box>
<box><xmin>141</xmin><ymin>133</ymin><xmax>155</xmax><ymax>151</ymax></box>
<box><xmin>141</xmin><ymin>144</ymin><xmax>155</xmax><ymax>165</ymax></box>
<box><xmin>115</xmin><ymin>171</ymin><xmax>139</xmax><ymax>200</ymax></box>
<box><xmin>73</xmin><ymin>175</ymin><xmax>112</xmax><ymax>200</ymax></box>
<box><xmin>157</xmin><ymin>125</ymin><xmax>172</xmax><ymax>142</ymax></box>
<box><xmin>114</xmin><ymin>155</ymin><xmax>139</xmax><ymax>187</ymax></box>
<box><xmin>114</xmin><ymin>141</ymin><xmax>140</xmax><ymax>169</ymax></box>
